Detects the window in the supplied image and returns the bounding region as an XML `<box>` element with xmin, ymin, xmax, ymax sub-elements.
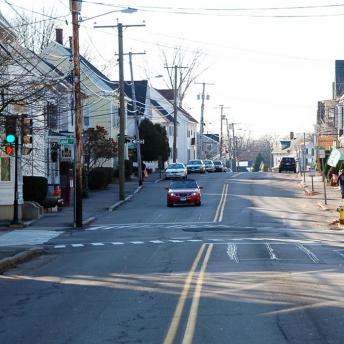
<box><xmin>46</xmin><ymin>103</ymin><xmax>58</xmax><ymax>130</ymax></box>
<box><xmin>112</xmin><ymin>106</ymin><xmax>119</xmax><ymax>128</ymax></box>
<box><xmin>169</xmin><ymin>126</ymin><xmax>174</xmax><ymax>136</ymax></box>
<box><xmin>187</xmin><ymin>130</ymin><xmax>190</xmax><ymax>138</ymax></box>
<box><xmin>0</xmin><ymin>157</ymin><xmax>11</xmax><ymax>181</ymax></box>
<box><xmin>83</xmin><ymin>104</ymin><xmax>91</xmax><ymax>128</ymax></box>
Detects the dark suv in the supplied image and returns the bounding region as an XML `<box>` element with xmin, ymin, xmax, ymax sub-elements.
<box><xmin>279</xmin><ymin>157</ymin><xmax>296</xmax><ymax>173</ymax></box>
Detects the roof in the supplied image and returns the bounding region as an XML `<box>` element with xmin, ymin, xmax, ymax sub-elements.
<box><xmin>124</xmin><ymin>80</ymin><xmax>148</xmax><ymax>116</ymax></box>
<box><xmin>150</xmin><ymin>99</ymin><xmax>174</xmax><ymax>122</ymax></box>
<box><xmin>53</xmin><ymin>42</ymin><xmax>116</xmax><ymax>90</ymax></box>
<box><xmin>203</xmin><ymin>133</ymin><xmax>219</xmax><ymax>142</ymax></box>
<box><xmin>178</xmin><ymin>106</ymin><xmax>198</xmax><ymax>124</ymax></box>
<box><xmin>156</xmin><ymin>89</ymin><xmax>175</xmax><ymax>101</ymax></box>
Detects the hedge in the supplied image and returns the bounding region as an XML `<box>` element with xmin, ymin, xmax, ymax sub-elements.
<box><xmin>23</xmin><ymin>176</ymin><xmax>48</xmax><ymax>204</ymax></box>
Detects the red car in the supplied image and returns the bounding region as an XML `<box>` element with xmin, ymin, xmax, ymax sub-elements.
<box><xmin>166</xmin><ymin>179</ymin><xmax>202</xmax><ymax>207</ymax></box>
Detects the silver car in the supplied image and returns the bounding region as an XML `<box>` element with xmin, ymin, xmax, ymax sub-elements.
<box><xmin>186</xmin><ymin>160</ymin><xmax>206</xmax><ymax>174</ymax></box>
<box><xmin>165</xmin><ymin>163</ymin><xmax>187</xmax><ymax>180</ymax></box>
<box><xmin>203</xmin><ymin>160</ymin><xmax>215</xmax><ymax>172</ymax></box>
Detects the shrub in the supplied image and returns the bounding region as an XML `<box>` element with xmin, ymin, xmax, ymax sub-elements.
<box><xmin>102</xmin><ymin>167</ymin><xmax>114</xmax><ymax>184</ymax></box>
<box><xmin>88</xmin><ymin>167</ymin><xmax>108</xmax><ymax>190</ymax></box>
<box><xmin>23</xmin><ymin>176</ymin><xmax>48</xmax><ymax>204</ymax></box>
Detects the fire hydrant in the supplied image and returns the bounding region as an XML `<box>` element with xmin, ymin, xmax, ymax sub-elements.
<box><xmin>337</xmin><ymin>205</ymin><xmax>344</xmax><ymax>224</ymax></box>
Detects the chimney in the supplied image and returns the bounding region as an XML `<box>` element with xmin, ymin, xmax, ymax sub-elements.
<box><xmin>55</xmin><ymin>28</ymin><xmax>63</xmax><ymax>45</ymax></box>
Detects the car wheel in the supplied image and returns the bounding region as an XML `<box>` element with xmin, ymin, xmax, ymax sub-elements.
<box><xmin>167</xmin><ymin>203</ymin><xmax>173</xmax><ymax>207</ymax></box>
<box><xmin>196</xmin><ymin>201</ymin><xmax>201</xmax><ymax>206</ymax></box>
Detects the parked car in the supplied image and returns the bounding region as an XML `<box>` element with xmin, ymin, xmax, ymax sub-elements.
<box><xmin>166</xmin><ymin>179</ymin><xmax>202</xmax><ymax>207</ymax></box>
<box><xmin>165</xmin><ymin>163</ymin><xmax>187</xmax><ymax>180</ymax></box>
<box><xmin>279</xmin><ymin>157</ymin><xmax>296</xmax><ymax>173</ymax></box>
<box><xmin>213</xmin><ymin>160</ymin><xmax>225</xmax><ymax>172</ymax></box>
<box><xmin>203</xmin><ymin>160</ymin><xmax>215</xmax><ymax>172</ymax></box>
<box><xmin>186</xmin><ymin>159</ymin><xmax>206</xmax><ymax>174</ymax></box>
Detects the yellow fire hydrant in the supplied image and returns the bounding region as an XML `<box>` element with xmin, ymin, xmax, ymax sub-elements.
<box><xmin>337</xmin><ymin>205</ymin><xmax>344</xmax><ymax>224</ymax></box>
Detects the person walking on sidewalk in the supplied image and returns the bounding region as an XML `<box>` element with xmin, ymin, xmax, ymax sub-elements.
<box><xmin>338</xmin><ymin>170</ymin><xmax>344</xmax><ymax>199</ymax></box>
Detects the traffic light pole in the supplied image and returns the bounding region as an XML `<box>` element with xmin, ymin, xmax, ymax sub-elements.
<box><xmin>11</xmin><ymin>135</ymin><xmax>20</xmax><ymax>225</ymax></box>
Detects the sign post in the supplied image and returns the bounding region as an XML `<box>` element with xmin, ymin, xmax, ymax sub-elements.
<box><xmin>309</xmin><ymin>167</ymin><xmax>316</xmax><ymax>192</ymax></box>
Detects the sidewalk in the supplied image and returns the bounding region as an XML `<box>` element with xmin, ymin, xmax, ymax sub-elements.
<box><xmin>0</xmin><ymin>173</ymin><xmax>162</xmax><ymax>272</ymax></box>
<box><xmin>299</xmin><ymin>172</ymin><xmax>341</xmax><ymax>220</ymax></box>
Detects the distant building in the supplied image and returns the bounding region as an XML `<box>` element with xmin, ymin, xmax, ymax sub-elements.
<box><xmin>336</xmin><ymin>60</ymin><xmax>344</xmax><ymax>97</ymax></box>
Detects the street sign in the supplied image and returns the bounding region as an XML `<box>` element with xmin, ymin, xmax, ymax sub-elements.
<box><xmin>59</xmin><ymin>138</ymin><xmax>74</xmax><ymax>145</ymax></box>
<box><xmin>318</xmin><ymin>149</ymin><xmax>325</xmax><ymax>159</ymax></box>
<box><xmin>308</xmin><ymin>168</ymin><xmax>316</xmax><ymax>177</ymax></box>
<box><xmin>132</xmin><ymin>139</ymin><xmax>144</xmax><ymax>144</ymax></box>
<box><xmin>327</xmin><ymin>148</ymin><xmax>343</xmax><ymax>167</ymax></box>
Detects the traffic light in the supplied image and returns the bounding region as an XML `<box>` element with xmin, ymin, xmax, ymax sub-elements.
<box><xmin>21</xmin><ymin>116</ymin><xmax>33</xmax><ymax>144</ymax></box>
<box><xmin>4</xmin><ymin>145</ymin><xmax>14</xmax><ymax>156</ymax></box>
<box><xmin>50</xmin><ymin>142</ymin><xmax>59</xmax><ymax>162</ymax></box>
<box><xmin>5</xmin><ymin>116</ymin><xmax>17</xmax><ymax>144</ymax></box>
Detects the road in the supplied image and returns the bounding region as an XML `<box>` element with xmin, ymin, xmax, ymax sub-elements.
<box><xmin>1</xmin><ymin>172</ymin><xmax>344</xmax><ymax>344</ymax></box>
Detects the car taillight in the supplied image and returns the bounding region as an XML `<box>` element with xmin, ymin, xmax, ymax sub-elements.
<box><xmin>53</xmin><ymin>185</ymin><xmax>60</xmax><ymax>197</ymax></box>
<box><xmin>169</xmin><ymin>192</ymin><xmax>175</xmax><ymax>197</ymax></box>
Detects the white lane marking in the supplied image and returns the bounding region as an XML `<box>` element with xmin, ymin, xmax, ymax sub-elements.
<box><xmin>297</xmin><ymin>244</ymin><xmax>320</xmax><ymax>263</ymax></box>
<box><xmin>91</xmin><ymin>243</ymin><xmax>104</xmax><ymax>246</ymax></box>
<box><xmin>265</xmin><ymin>243</ymin><xmax>278</xmax><ymax>260</ymax></box>
<box><xmin>150</xmin><ymin>240</ymin><xmax>164</xmax><ymax>244</ymax></box>
<box><xmin>88</xmin><ymin>226</ymin><xmax>104</xmax><ymax>231</ymax></box>
<box><xmin>130</xmin><ymin>241</ymin><xmax>144</xmax><ymax>244</ymax></box>
<box><xmin>187</xmin><ymin>239</ymin><xmax>203</xmax><ymax>242</ymax></box>
<box><xmin>334</xmin><ymin>250</ymin><xmax>344</xmax><ymax>259</ymax></box>
<box><xmin>112</xmin><ymin>242</ymin><xmax>124</xmax><ymax>245</ymax></box>
<box><xmin>208</xmin><ymin>238</ymin><xmax>224</xmax><ymax>242</ymax></box>
<box><xmin>71</xmin><ymin>244</ymin><xmax>84</xmax><ymax>247</ymax></box>
<box><xmin>168</xmin><ymin>240</ymin><xmax>184</xmax><ymax>243</ymax></box>
<box><xmin>226</xmin><ymin>243</ymin><xmax>239</xmax><ymax>263</ymax></box>
<box><xmin>0</xmin><ymin>230</ymin><xmax>60</xmax><ymax>246</ymax></box>
<box><xmin>54</xmin><ymin>245</ymin><xmax>66</xmax><ymax>249</ymax></box>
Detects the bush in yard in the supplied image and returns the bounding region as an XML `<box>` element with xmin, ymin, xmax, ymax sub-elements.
<box><xmin>23</xmin><ymin>176</ymin><xmax>48</xmax><ymax>204</ymax></box>
<box><xmin>88</xmin><ymin>167</ymin><xmax>109</xmax><ymax>190</ymax></box>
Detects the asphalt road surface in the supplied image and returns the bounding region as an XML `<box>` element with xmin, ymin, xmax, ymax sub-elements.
<box><xmin>1</xmin><ymin>172</ymin><xmax>344</xmax><ymax>344</ymax></box>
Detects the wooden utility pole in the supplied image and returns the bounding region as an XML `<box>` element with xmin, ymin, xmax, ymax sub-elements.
<box><xmin>71</xmin><ymin>0</ymin><xmax>83</xmax><ymax>227</ymax></box>
<box><xmin>128</xmin><ymin>51</ymin><xmax>145</xmax><ymax>186</ymax></box>
<box><xmin>94</xmin><ymin>22</ymin><xmax>144</xmax><ymax>200</ymax></box>
<box><xmin>217</xmin><ymin>105</ymin><xmax>230</xmax><ymax>160</ymax></box>
<box><xmin>195</xmin><ymin>82</ymin><xmax>213</xmax><ymax>159</ymax></box>
<box><xmin>164</xmin><ymin>65</ymin><xmax>188</xmax><ymax>163</ymax></box>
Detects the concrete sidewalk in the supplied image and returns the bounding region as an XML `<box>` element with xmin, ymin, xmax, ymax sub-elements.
<box><xmin>0</xmin><ymin>173</ymin><xmax>162</xmax><ymax>272</ymax></box>
<box><xmin>299</xmin><ymin>172</ymin><xmax>341</xmax><ymax>220</ymax></box>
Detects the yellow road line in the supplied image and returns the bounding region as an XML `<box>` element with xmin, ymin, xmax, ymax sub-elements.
<box><xmin>213</xmin><ymin>184</ymin><xmax>226</xmax><ymax>223</ymax></box>
<box><xmin>218</xmin><ymin>184</ymin><xmax>228</xmax><ymax>222</ymax></box>
<box><xmin>213</xmin><ymin>184</ymin><xmax>228</xmax><ymax>223</ymax></box>
<box><xmin>182</xmin><ymin>244</ymin><xmax>213</xmax><ymax>344</ymax></box>
<box><xmin>163</xmin><ymin>244</ymin><xmax>207</xmax><ymax>344</ymax></box>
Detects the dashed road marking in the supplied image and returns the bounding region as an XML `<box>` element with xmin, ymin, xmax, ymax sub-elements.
<box><xmin>265</xmin><ymin>243</ymin><xmax>278</xmax><ymax>260</ymax></box>
<box><xmin>71</xmin><ymin>244</ymin><xmax>84</xmax><ymax>248</ymax></box>
<box><xmin>130</xmin><ymin>241</ymin><xmax>144</xmax><ymax>244</ymax></box>
<box><xmin>296</xmin><ymin>243</ymin><xmax>320</xmax><ymax>263</ymax></box>
<box><xmin>150</xmin><ymin>240</ymin><xmax>164</xmax><ymax>244</ymax></box>
<box><xmin>112</xmin><ymin>242</ymin><xmax>124</xmax><ymax>245</ymax></box>
<box><xmin>54</xmin><ymin>245</ymin><xmax>66</xmax><ymax>249</ymax></box>
<box><xmin>91</xmin><ymin>243</ymin><xmax>104</xmax><ymax>246</ymax></box>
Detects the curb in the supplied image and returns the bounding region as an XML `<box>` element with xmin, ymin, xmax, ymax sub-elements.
<box><xmin>0</xmin><ymin>247</ymin><xmax>45</xmax><ymax>274</ymax></box>
<box><xmin>154</xmin><ymin>178</ymin><xmax>163</xmax><ymax>184</ymax></box>
<box><xmin>83</xmin><ymin>216</ymin><xmax>96</xmax><ymax>226</ymax></box>
<box><xmin>108</xmin><ymin>186</ymin><xmax>143</xmax><ymax>212</ymax></box>
<box><xmin>317</xmin><ymin>201</ymin><xmax>329</xmax><ymax>211</ymax></box>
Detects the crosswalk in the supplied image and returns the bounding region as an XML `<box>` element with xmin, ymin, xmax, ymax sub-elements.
<box><xmin>49</xmin><ymin>239</ymin><xmax>344</xmax><ymax>265</ymax></box>
<box><xmin>87</xmin><ymin>223</ymin><xmax>264</xmax><ymax>231</ymax></box>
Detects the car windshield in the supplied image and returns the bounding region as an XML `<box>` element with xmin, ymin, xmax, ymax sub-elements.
<box><xmin>188</xmin><ymin>160</ymin><xmax>202</xmax><ymax>165</ymax></box>
<box><xmin>214</xmin><ymin>161</ymin><xmax>222</xmax><ymax>165</ymax></box>
<box><xmin>170</xmin><ymin>180</ymin><xmax>198</xmax><ymax>189</ymax></box>
<box><xmin>282</xmin><ymin>158</ymin><xmax>295</xmax><ymax>163</ymax></box>
<box><xmin>204</xmin><ymin>160</ymin><xmax>212</xmax><ymax>165</ymax></box>
<box><xmin>167</xmin><ymin>164</ymin><xmax>184</xmax><ymax>169</ymax></box>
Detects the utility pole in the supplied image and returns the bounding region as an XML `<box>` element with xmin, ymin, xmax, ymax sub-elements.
<box><xmin>303</xmin><ymin>132</ymin><xmax>306</xmax><ymax>183</ymax></box>
<box><xmin>225</xmin><ymin>118</ymin><xmax>231</xmax><ymax>167</ymax></box>
<box><xmin>230</xmin><ymin>122</ymin><xmax>239</xmax><ymax>172</ymax></box>
<box><xmin>94</xmin><ymin>22</ymin><xmax>145</xmax><ymax>200</ymax></box>
<box><xmin>165</xmin><ymin>65</ymin><xmax>188</xmax><ymax>163</ymax></box>
<box><xmin>195</xmin><ymin>82</ymin><xmax>213</xmax><ymax>159</ymax></box>
<box><xmin>71</xmin><ymin>0</ymin><xmax>83</xmax><ymax>228</ymax></box>
<box><xmin>217</xmin><ymin>105</ymin><xmax>230</xmax><ymax>160</ymax></box>
<box><xmin>128</xmin><ymin>51</ymin><xmax>145</xmax><ymax>186</ymax></box>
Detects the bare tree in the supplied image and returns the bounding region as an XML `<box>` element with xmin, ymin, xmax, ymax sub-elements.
<box><xmin>12</xmin><ymin>10</ymin><xmax>57</xmax><ymax>54</ymax></box>
<box><xmin>159</xmin><ymin>43</ymin><xmax>208</xmax><ymax>107</ymax></box>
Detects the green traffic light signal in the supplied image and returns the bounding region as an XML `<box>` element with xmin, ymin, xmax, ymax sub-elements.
<box><xmin>6</xmin><ymin>134</ymin><xmax>16</xmax><ymax>144</ymax></box>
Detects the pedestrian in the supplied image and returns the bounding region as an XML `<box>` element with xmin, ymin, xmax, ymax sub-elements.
<box><xmin>338</xmin><ymin>170</ymin><xmax>344</xmax><ymax>199</ymax></box>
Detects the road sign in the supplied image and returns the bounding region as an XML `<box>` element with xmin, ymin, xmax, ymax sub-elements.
<box><xmin>59</xmin><ymin>138</ymin><xmax>74</xmax><ymax>145</ymax></box>
<box><xmin>132</xmin><ymin>139</ymin><xmax>144</xmax><ymax>144</ymax></box>
<box><xmin>318</xmin><ymin>149</ymin><xmax>325</xmax><ymax>158</ymax></box>
<box><xmin>308</xmin><ymin>168</ymin><xmax>316</xmax><ymax>177</ymax></box>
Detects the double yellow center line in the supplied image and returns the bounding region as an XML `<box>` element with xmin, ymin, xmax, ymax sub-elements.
<box><xmin>163</xmin><ymin>244</ymin><xmax>213</xmax><ymax>344</ymax></box>
<box><xmin>213</xmin><ymin>184</ymin><xmax>229</xmax><ymax>223</ymax></box>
